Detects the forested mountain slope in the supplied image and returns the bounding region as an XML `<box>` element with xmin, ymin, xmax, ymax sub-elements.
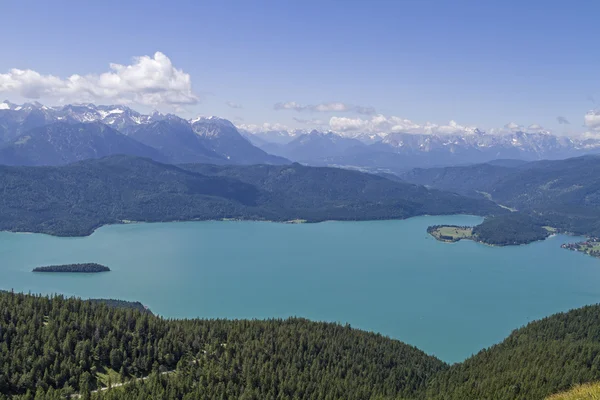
<box><xmin>0</xmin><ymin>155</ymin><xmax>502</xmax><ymax>236</ymax></box>
<box><xmin>426</xmin><ymin>304</ymin><xmax>600</xmax><ymax>400</ymax></box>
<box><xmin>0</xmin><ymin>291</ymin><xmax>446</xmax><ymax>400</ymax></box>
<box><xmin>3</xmin><ymin>292</ymin><xmax>600</xmax><ymax>399</ymax></box>
<box><xmin>181</xmin><ymin>163</ymin><xmax>503</xmax><ymax>220</ymax></box>
<box><xmin>403</xmin><ymin>155</ymin><xmax>600</xmax><ymax>237</ymax></box>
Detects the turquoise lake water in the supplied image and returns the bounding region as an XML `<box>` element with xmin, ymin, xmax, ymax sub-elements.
<box><xmin>1</xmin><ymin>214</ymin><xmax>599</xmax><ymax>363</ymax></box>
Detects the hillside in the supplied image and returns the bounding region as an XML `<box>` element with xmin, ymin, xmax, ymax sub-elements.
<box><xmin>0</xmin><ymin>156</ymin><xmax>258</xmax><ymax>236</ymax></box>
<box><xmin>0</xmin><ymin>155</ymin><xmax>502</xmax><ymax>236</ymax></box>
<box><xmin>4</xmin><ymin>292</ymin><xmax>600</xmax><ymax>399</ymax></box>
<box><xmin>425</xmin><ymin>304</ymin><xmax>600</xmax><ymax>400</ymax></box>
<box><xmin>402</xmin><ymin>155</ymin><xmax>600</xmax><ymax>237</ymax></box>
<box><xmin>546</xmin><ymin>383</ymin><xmax>600</xmax><ymax>400</ymax></box>
<box><xmin>0</xmin><ymin>291</ymin><xmax>446</xmax><ymax>399</ymax></box>
<box><xmin>180</xmin><ymin>162</ymin><xmax>503</xmax><ymax>220</ymax></box>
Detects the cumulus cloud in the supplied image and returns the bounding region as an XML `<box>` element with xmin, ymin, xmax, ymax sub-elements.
<box><xmin>0</xmin><ymin>52</ymin><xmax>198</xmax><ymax>107</ymax></box>
<box><xmin>274</xmin><ymin>101</ymin><xmax>376</xmax><ymax>115</ymax></box>
<box><xmin>527</xmin><ymin>123</ymin><xmax>546</xmax><ymax>132</ymax></box>
<box><xmin>237</xmin><ymin>122</ymin><xmax>290</xmax><ymax>133</ymax></box>
<box><xmin>293</xmin><ymin>117</ymin><xmax>326</xmax><ymax>126</ymax></box>
<box><xmin>225</xmin><ymin>101</ymin><xmax>242</xmax><ymax>109</ymax></box>
<box><xmin>504</xmin><ymin>122</ymin><xmax>522</xmax><ymax>132</ymax></box>
<box><xmin>500</xmin><ymin>122</ymin><xmax>548</xmax><ymax>134</ymax></box>
<box><xmin>329</xmin><ymin>114</ymin><xmax>478</xmax><ymax>135</ymax></box>
<box><xmin>557</xmin><ymin>116</ymin><xmax>570</xmax><ymax>124</ymax></box>
<box><xmin>585</xmin><ymin>109</ymin><xmax>600</xmax><ymax>132</ymax></box>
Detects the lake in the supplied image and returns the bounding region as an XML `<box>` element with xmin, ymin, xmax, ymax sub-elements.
<box><xmin>0</xmin><ymin>214</ymin><xmax>598</xmax><ymax>363</ymax></box>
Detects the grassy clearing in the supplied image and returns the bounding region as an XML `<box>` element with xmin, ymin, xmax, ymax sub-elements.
<box><xmin>96</xmin><ymin>367</ymin><xmax>123</xmax><ymax>388</ymax></box>
<box><xmin>543</xmin><ymin>226</ymin><xmax>558</xmax><ymax>233</ymax></box>
<box><xmin>429</xmin><ymin>226</ymin><xmax>474</xmax><ymax>242</ymax></box>
<box><xmin>546</xmin><ymin>382</ymin><xmax>600</xmax><ymax>399</ymax></box>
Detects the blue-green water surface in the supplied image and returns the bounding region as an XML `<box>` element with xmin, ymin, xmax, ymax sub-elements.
<box><xmin>0</xmin><ymin>214</ymin><xmax>598</xmax><ymax>363</ymax></box>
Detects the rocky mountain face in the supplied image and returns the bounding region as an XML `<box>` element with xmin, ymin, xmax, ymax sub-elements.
<box><xmin>191</xmin><ymin>117</ymin><xmax>288</xmax><ymax>165</ymax></box>
<box><xmin>0</xmin><ymin>122</ymin><xmax>165</xmax><ymax>166</ymax></box>
<box><xmin>0</xmin><ymin>101</ymin><xmax>289</xmax><ymax>166</ymax></box>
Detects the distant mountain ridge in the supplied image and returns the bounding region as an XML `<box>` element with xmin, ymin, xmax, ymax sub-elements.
<box><xmin>3</xmin><ymin>100</ymin><xmax>600</xmax><ymax>171</ymax></box>
<box><xmin>0</xmin><ymin>101</ymin><xmax>289</xmax><ymax>166</ymax></box>
<box><xmin>245</xmin><ymin>127</ymin><xmax>600</xmax><ymax>173</ymax></box>
<box><xmin>0</xmin><ymin>122</ymin><xmax>165</xmax><ymax>166</ymax></box>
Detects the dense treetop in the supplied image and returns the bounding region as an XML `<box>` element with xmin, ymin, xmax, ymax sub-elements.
<box><xmin>3</xmin><ymin>292</ymin><xmax>600</xmax><ymax>399</ymax></box>
<box><xmin>0</xmin><ymin>291</ymin><xmax>445</xmax><ymax>400</ymax></box>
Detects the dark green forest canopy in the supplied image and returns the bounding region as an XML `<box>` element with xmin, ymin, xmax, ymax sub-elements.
<box><xmin>402</xmin><ymin>155</ymin><xmax>600</xmax><ymax>238</ymax></box>
<box><xmin>0</xmin><ymin>291</ymin><xmax>445</xmax><ymax>400</ymax></box>
<box><xmin>471</xmin><ymin>213</ymin><xmax>552</xmax><ymax>245</ymax></box>
<box><xmin>32</xmin><ymin>263</ymin><xmax>110</xmax><ymax>273</ymax></box>
<box><xmin>3</xmin><ymin>292</ymin><xmax>600</xmax><ymax>399</ymax></box>
<box><xmin>0</xmin><ymin>155</ymin><xmax>501</xmax><ymax>236</ymax></box>
<box><xmin>425</xmin><ymin>304</ymin><xmax>600</xmax><ymax>400</ymax></box>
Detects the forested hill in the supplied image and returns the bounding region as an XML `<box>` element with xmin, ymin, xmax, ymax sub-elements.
<box><xmin>401</xmin><ymin>155</ymin><xmax>600</xmax><ymax>211</ymax></box>
<box><xmin>0</xmin><ymin>155</ymin><xmax>501</xmax><ymax>236</ymax></box>
<box><xmin>402</xmin><ymin>155</ymin><xmax>600</xmax><ymax>237</ymax></box>
<box><xmin>425</xmin><ymin>304</ymin><xmax>600</xmax><ymax>399</ymax></box>
<box><xmin>0</xmin><ymin>291</ymin><xmax>446</xmax><ymax>399</ymax></box>
<box><xmin>3</xmin><ymin>292</ymin><xmax>600</xmax><ymax>399</ymax></box>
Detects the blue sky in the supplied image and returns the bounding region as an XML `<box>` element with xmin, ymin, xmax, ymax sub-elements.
<box><xmin>1</xmin><ymin>0</ymin><xmax>599</xmax><ymax>136</ymax></box>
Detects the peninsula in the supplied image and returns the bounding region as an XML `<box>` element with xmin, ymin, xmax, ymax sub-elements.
<box><xmin>562</xmin><ymin>239</ymin><xmax>600</xmax><ymax>259</ymax></box>
<box><xmin>427</xmin><ymin>225</ymin><xmax>474</xmax><ymax>243</ymax></box>
<box><xmin>428</xmin><ymin>214</ymin><xmax>556</xmax><ymax>246</ymax></box>
<box><xmin>32</xmin><ymin>263</ymin><xmax>110</xmax><ymax>273</ymax></box>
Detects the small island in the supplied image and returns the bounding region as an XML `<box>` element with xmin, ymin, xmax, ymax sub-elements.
<box><xmin>32</xmin><ymin>263</ymin><xmax>110</xmax><ymax>273</ymax></box>
<box><xmin>427</xmin><ymin>225</ymin><xmax>474</xmax><ymax>243</ymax></box>
<box><xmin>562</xmin><ymin>239</ymin><xmax>600</xmax><ymax>259</ymax></box>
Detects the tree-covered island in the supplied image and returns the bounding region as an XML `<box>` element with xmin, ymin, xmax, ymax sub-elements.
<box><xmin>32</xmin><ymin>263</ymin><xmax>110</xmax><ymax>273</ymax></box>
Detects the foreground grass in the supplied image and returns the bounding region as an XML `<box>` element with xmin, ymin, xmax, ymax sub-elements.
<box><xmin>547</xmin><ymin>382</ymin><xmax>600</xmax><ymax>400</ymax></box>
<box><xmin>96</xmin><ymin>367</ymin><xmax>122</xmax><ymax>388</ymax></box>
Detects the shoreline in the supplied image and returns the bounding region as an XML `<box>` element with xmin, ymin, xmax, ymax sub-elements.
<box><xmin>0</xmin><ymin>214</ymin><xmax>485</xmax><ymax>239</ymax></box>
<box><xmin>427</xmin><ymin>224</ymin><xmax>569</xmax><ymax>248</ymax></box>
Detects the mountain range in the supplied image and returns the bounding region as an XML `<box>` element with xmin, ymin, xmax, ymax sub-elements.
<box><xmin>0</xmin><ymin>101</ymin><xmax>288</xmax><ymax>166</ymax></box>
<box><xmin>2</xmin><ymin>100</ymin><xmax>600</xmax><ymax>172</ymax></box>
<box><xmin>247</xmin><ymin>128</ymin><xmax>600</xmax><ymax>173</ymax></box>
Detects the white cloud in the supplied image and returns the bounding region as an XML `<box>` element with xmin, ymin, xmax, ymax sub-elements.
<box><xmin>329</xmin><ymin>114</ymin><xmax>478</xmax><ymax>135</ymax></box>
<box><xmin>0</xmin><ymin>52</ymin><xmax>198</xmax><ymax>108</ymax></box>
<box><xmin>504</xmin><ymin>122</ymin><xmax>522</xmax><ymax>132</ymax></box>
<box><xmin>527</xmin><ymin>123</ymin><xmax>545</xmax><ymax>132</ymax></box>
<box><xmin>497</xmin><ymin>122</ymin><xmax>547</xmax><ymax>134</ymax></box>
<box><xmin>585</xmin><ymin>109</ymin><xmax>600</xmax><ymax>132</ymax></box>
<box><xmin>237</xmin><ymin>122</ymin><xmax>290</xmax><ymax>133</ymax></box>
<box><xmin>225</xmin><ymin>101</ymin><xmax>242</xmax><ymax>109</ymax></box>
<box><xmin>293</xmin><ymin>117</ymin><xmax>326</xmax><ymax>126</ymax></box>
<box><xmin>274</xmin><ymin>101</ymin><xmax>376</xmax><ymax>114</ymax></box>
